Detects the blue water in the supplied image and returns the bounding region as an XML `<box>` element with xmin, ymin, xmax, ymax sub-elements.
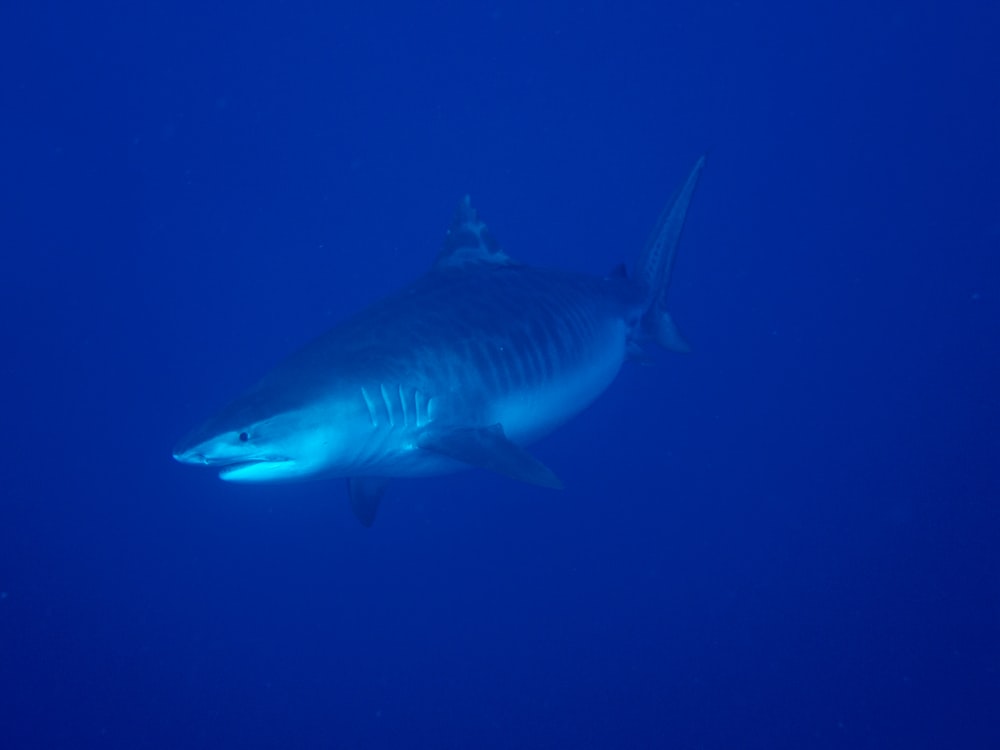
<box><xmin>2</xmin><ymin>1</ymin><xmax>998</xmax><ymax>747</ymax></box>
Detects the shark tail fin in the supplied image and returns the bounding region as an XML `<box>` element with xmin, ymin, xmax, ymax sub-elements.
<box><xmin>634</xmin><ymin>155</ymin><xmax>706</xmax><ymax>353</ymax></box>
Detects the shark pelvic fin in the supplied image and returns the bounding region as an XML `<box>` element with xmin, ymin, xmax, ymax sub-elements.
<box><xmin>651</xmin><ymin>306</ymin><xmax>691</xmax><ymax>354</ymax></box>
<box><xmin>348</xmin><ymin>477</ymin><xmax>390</xmax><ymax>527</ymax></box>
<box><xmin>418</xmin><ymin>424</ymin><xmax>563</xmax><ymax>489</ymax></box>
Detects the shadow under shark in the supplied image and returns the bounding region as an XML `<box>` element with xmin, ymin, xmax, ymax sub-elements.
<box><xmin>174</xmin><ymin>157</ymin><xmax>705</xmax><ymax>526</ymax></box>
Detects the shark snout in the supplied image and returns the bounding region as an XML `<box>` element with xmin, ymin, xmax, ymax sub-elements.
<box><xmin>172</xmin><ymin>447</ymin><xmax>208</xmax><ymax>465</ymax></box>
<box><xmin>172</xmin><ymin>429</ymin><xmax>210</xmax><ymax>464</ymax></box>
<box><xmin>172</xmin><ymin>442</ymin><xmax>250</xmax><ymax>467</ymax></box>
<box><xmin>172</xmin><ymin>431</ymin><xmax>296</xmax><ymax>482</ymax></box>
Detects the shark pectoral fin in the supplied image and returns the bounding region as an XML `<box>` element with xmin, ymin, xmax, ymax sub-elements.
<box><xmin>419</xmin><ymin>424</ymin><xmax>563</xmax><ymax>489</ymax></box>
<box><xmin>348</xmin><ymin>477</ymin><xmax>390</xmax><ymax>527</ymax></box>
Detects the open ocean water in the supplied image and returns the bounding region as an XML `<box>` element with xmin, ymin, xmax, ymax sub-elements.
<box><xmin>1</xmin><ymin>1</ymin><xmax>998</xmax><ymax>747</ymax></box>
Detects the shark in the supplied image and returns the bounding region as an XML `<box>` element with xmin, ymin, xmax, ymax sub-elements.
<box><xmin>173</xmin><ymin>156</ymin><xmax>705</xmax><ymax>526</ymax></box>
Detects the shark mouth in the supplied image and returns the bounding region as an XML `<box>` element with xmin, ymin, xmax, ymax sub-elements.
<box><xmin>218</xmin><ymin>457</ymin><xmax>294</xmax><ymax>482</ymax></box>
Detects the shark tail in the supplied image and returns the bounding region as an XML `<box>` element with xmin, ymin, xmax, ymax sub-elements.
<box><xmin>634</xmin><ymin>155</ymin><xmax>706</xmax><ymax>353</ymax></box>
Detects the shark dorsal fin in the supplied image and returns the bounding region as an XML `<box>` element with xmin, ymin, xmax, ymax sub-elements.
<box><xmin>434</xmin><ymin>196</ymin><xmax>513</xmax><ymax>270</ymax></box>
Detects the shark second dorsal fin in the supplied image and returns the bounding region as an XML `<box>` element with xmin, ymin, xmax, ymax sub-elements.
<box><xmin>434</xmin><ymin>196</ymin><xmax>513</xmax><ymax>270</ymax></box>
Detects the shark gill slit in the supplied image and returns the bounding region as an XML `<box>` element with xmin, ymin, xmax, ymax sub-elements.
<box><xmin>396</xmin><ymin>383</ymin><xmax>409</xmax><ymax>427</ymax></box>
<box><xmin>360</xmin><ymin>386</ymin><xmax>378</xmax><ymax>427</ymax></box>
<box><xmin>414</xmin><ymin>389</ymin><xmax>426</xmax><ymax>427</ymax></box>
<box><xmin>380</xmin><ymin>383</ymin><xmax>395</xmax><ymax>427</ymax></box>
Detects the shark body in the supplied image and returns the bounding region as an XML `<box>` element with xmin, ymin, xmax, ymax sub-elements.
<box><xmin>174</xmin><ymin>157</ymin><xmax>705</xmax><ymax>525</ymax></box>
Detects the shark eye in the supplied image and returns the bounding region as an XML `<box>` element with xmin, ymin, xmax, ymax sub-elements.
<box><xmin>238</xmin><ymin>432</ymin><xmax>250</xmax><ymax>443</ymax></box>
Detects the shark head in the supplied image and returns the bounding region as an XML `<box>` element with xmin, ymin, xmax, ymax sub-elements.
<box><xmin>173</xmin><ymin>387</ymin><xmax>364</xmax><ymax>482</ymax></box>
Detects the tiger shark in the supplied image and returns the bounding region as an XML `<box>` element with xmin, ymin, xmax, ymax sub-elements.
<box><xmin>173</xmin><ymin>156</ymin><xmax>705</xmax><ymax>525</ymax></box>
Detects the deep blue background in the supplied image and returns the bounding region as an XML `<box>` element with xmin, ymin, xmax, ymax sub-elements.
<box><xmin>2</xmin><ymin>1</ymin><xmax>998</xmax><ymax>747</ymax></box>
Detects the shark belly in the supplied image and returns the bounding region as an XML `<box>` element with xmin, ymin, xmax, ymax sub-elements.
<box><xmin>489</xmin><ymin>318</ymin><xmax>627</xmax><ymax>445</ymax></box>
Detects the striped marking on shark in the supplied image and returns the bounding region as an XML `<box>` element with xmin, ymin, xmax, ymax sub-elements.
<box><xmin>173</xmin><ymin>156</ymin><xmax>706</xmax><ymax>526</ymax></box>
